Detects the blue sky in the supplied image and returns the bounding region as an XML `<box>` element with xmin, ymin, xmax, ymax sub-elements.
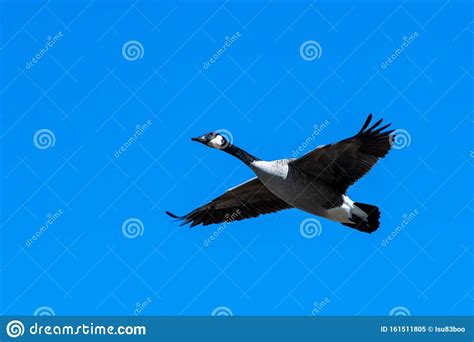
<box><xmin>0</xmin><ymin>0</ymin><xmax>472</xmax><ymax>316</ymax></box>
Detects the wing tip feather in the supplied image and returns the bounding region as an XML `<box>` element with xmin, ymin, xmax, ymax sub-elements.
<box><xmin>358</xmin><ymin>114</ymin><xmax>394</xmax><ymax>137</ymax></box>
<box><xmin>165</xmin><ymin>211</ymin><xmax>181</xmax><ymax>219</ymax></box>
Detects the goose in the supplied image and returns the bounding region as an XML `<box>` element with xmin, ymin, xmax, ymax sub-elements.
<box><xmin>166</xmin><ymin>114</ymin><xmax>395</xmax><ymax>233</ymax></box>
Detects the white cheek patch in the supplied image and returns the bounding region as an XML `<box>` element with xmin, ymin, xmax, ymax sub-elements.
<box><xmin>208</xmin><ymin>135</ymin><xmax>224</xmax><ymax>148</ymax></box>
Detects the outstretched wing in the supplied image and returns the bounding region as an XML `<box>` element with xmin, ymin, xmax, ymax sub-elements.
<box><xmin>166</xmin><ymin>178</ymin><xmax>292</xmax><ymax>227</ymax></box>
<box><xmin>290</xmin><ymin>114</ymin><xmax>395</xmax><ymax>193</ymax></box>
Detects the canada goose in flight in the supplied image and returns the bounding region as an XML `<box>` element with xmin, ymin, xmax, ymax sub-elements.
<box><xmin>166</xmin><ymin>114</ymin><xmax>395</xmax><ymax>233</ymax></box>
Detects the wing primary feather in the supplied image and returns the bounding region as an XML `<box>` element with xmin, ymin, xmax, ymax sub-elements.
<box><xmin>366</xmin><ymin>118</ymin><xmax>383</xmax><ymax>133</ymax></box>
<box><xmin>165</xmin><ymin>211</ymin><xmax>182</xmax><ymax>219</ymax></box>
<box><xmin>290</xmin><ymin>114</ymin><xmax>396</xmax><ymax>194</ymax></box>
<box><xmin>357</xmin><ymin>113</ymin><xmax>373</xmax><ymax>134</ymax></box>
<box><xmin>371</xmin><ymin>123</ymin><xmax>391</xmax><ymax>135</ymax></box>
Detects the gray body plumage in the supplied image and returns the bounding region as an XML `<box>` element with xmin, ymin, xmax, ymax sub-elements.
<box><xmin>249</xmin><ymin>160</ymin><xmax>341</xmax><ymax>218</ymax></box>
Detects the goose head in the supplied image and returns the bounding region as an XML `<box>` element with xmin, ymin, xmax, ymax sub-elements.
<box><xmin>191</xmin><ymin>132</ymin><xmax>230</xmax><ymax>149</ymax></box>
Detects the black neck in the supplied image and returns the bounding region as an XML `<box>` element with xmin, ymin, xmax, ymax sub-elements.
<box><xmin>222</xmin><ymin>144</ymin><xmax>258</xmax><ymax>165</ymax></box>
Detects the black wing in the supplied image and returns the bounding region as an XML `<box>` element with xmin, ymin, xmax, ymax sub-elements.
<box><xmin>290</xmin><ymin>114</ymin><xmax>395</xmax><ymax>193</ymax></box>
<box><xmin>166</xmin><ymin>178</ymin><xmax>292</xmax><ymax>227</ymax></box>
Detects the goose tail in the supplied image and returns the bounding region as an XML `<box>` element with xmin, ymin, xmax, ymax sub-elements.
<box><xmin>342</xmin><ymin>202</ymin><xmax>380</xmax><ymax>233</ymax></box>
